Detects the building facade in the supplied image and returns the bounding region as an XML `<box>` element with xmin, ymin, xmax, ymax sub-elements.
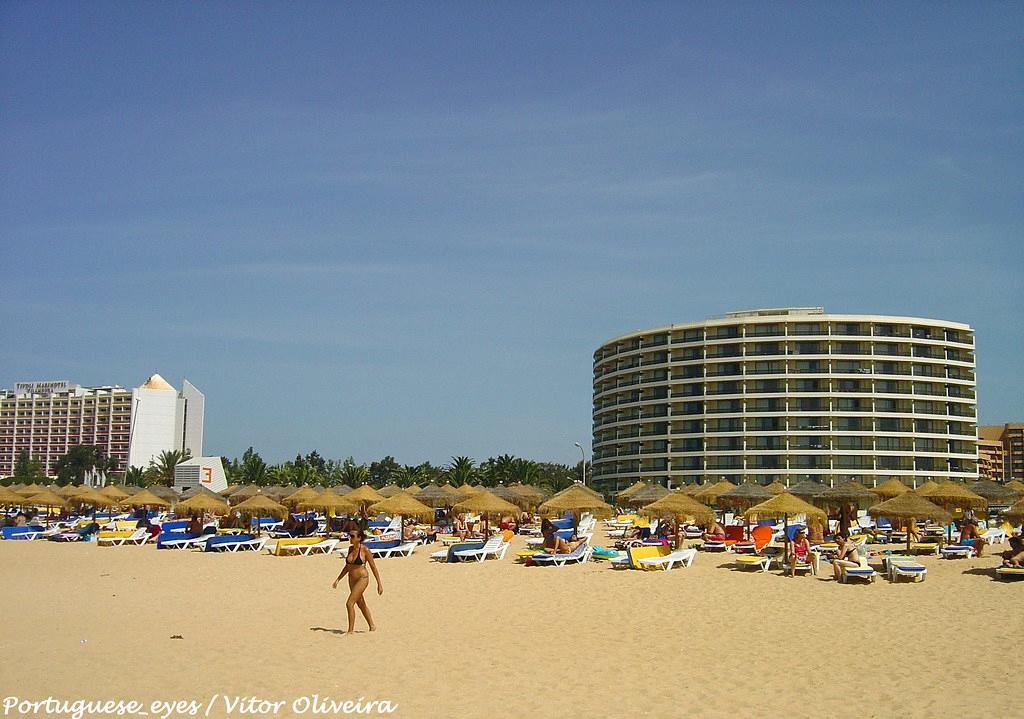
<box><xmin>592</xmin><ymin>307</ymin><xmax>978</xmax><ymax>492</ymax></box>
<box><xmin>0</xmin><ymin>374</ymin><xmax>204</xmax><ymax>479</ymax></box>
<box><xmin>978</xmin><ymin>423</ymin><xmax>1024</xmax><ymax>482</ymax></box>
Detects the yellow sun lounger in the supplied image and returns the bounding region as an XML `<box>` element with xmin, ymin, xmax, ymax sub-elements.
<box><xmin>911</xmin><ymin>542</ymin><xmax>940</xmax><ymax>555</ymax></box>
<box><xmin>734</xmin><ymin>555</ymin><xmax>773</xmax><ymax>572</ymax></box>
<box><xmin>995</xmin><ymin>567</ymin><xmax>1024</xmax><ymax>580</ymax></box>
<box><xmin>271</xmin><ymin>536</ymin><xmax>328</xmax><ymax>556</ymax></box>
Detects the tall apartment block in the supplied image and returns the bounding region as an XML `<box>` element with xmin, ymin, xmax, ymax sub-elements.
<box><xmin>592</xmin><ymin>307</ymin><xmax>978</xmax><ymax>492</ymax></box>
<box><xmin>978</xmin><ymin>423</ymin><xmax>1024</xmax><ymax>482</ymax></box>
<box><xmin>0</xmin><ymin>374</ymin><xmax>204</xmax><ymax>478</ymax></box>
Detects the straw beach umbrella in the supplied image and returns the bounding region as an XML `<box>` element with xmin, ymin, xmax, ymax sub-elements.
<box><xmin>283</xmin><ymin>486</ymin><xmax>319</xmax><ymax>507</ymax></box>
<box><xmin>509</xmin><ymin>483</ymin><xmax>546</xmax><ymax>506</ymax></box>
<box><xmin>914</xmin><ymin>479</ymin><xmax>939</xmax><ymax>495</ymax></box>
<box><xmin>640</xmin><ymin>492</ymin><xmax>715</xmax><ymax>548</ymax></box>
<box><xmin>231</xmin><ymin>493</ymin><xmax>289</xmax><ymax>533</ymax></box>
<box><xmin>1001</xmin><ymin>499</ymin><xmax>1024</xmax><ymax>525</ymax></box>
<box><xmin>180</xmin><ymin>485</ymin><xmax>223</xmax><ymax>500</ymax></box>
<box><xmin>345</xmin><ymin>485</ymin><xmax>384</xmax><ymax>506</ymax></box>
<box><xmin>817</xmin><ymin>481</ymin><xmax>877</xmax><ymax>535</ymax></box>
<box><xmin>743</xmin><ymin>492</ymin><xmax>827</xmax><ymax>556</ymax></box>
<box><xmin>334</xmin><ymin>484</ymin><xmax>354</xmax><ymax>496</ymax></box>
<box><xmin>415</xmin><ymin>483</ymin><xmax>456</xmax><ymax>509</ymax></box>
<box><xmin>788</xmin><ymin>479</ymin><xmax>824</xmax><ymax>499</ymax></box>
<box><xmin>623</xmin><ymin>484</ymin><xmax>670</xmax><ymax>507</ymax></box>
<box><xmin>55</xmin><ymin>484</ymin><xmax>83</xmax><ymax>498</ymax></box>
<box><xmin>377</xmin><ymin>484</ymin><xmax>402</xmax><ymax>498</ymax></box>
<box><xmin>368</xmin><ymin>491</ymin><xmax>435</xmax><ymax>538</ymax></box>
<box><xmin>119</xmin><ymin>489</ymin><xmax>171</xmax><ymax>509</ymax></box>
<box><xmin>916</xmin><ymin>481</ymin><xmax>986</xmax><ymax>541</ymax></box>
<box><xmin>24</xmin><ymin>489</ymin><xmax>68</xmax><ymax>524</ymax></box>
<box><xmin>549</xmin><ymin>481</ymin><xmax>605</xmax><ymax>503</ymax></box>
<box><xmin>615</xmin><ymin>480</ymin><xmax>648</xmax><ymax>504</ymax></box>
<box><xmin>1004</xmin><ymin>480</ymin><xmax>1024</xmax><ymax>493</ymax></box>
<box><xmin>145</xmin><ymin>485</ymin><xmax>180</xmax><ymax>502</ymax></box>
<box><xmin>764</xmin><ymin>480</ymin><xmax>788</xmax><ymax>495</ymax></box>
<box><xmin>452</xmin><ymin>489</ymin><xmax>522</xmax><ymax>539</ymax></box>
<box><xmin>99</xmin><ymin>485</ymin><xmax>131</xmax><ymax>501</ymax></box>
<box><xmin>539</xmin><ymin>484</ymin><xmax>613</xmax><ymax>535</ymax></box>
<box><xmin>0</xmin><ymin>486</ymin><xmax>25</xmax><ymax>505</ymax></box>
<box><xmin>405</xmin><ymin>484</ymin><xmax>422</xmax><ymax>494</ymax></box>
<box><xmin>694</xmin><ymin>480</ymin><xmax>736</xmax><ymax>504</ymax></box>
<box><xmin>457</xmin><ymin>483</ymin><xmax>482</xmax><ymax>495</ymax></box>
<box><xmin>489</xmin><ymin>485</ymin><xmax>531</xmax><ymax>510</ymax></box>
<box><xmin>718</xmin><ymin>482</ymin><xmax>772</xmax><ymax>537</ymax></box>
<box><xmin>968</xmin><ymin>480</ymin><xmax>1021</xmax><ymax>505</ymax></box>
<box><xmin>69</xmin><ymin>488</ymin><xmax>118</xmax><ymax>519</ymax></box>
<box><xmin>869</xmin><ymin>478</ymin><xmax>911</xmax><ymax>500</ymax></box>
<box><xmin>176</xmin><ymin>492</ymin><xmax>231</xmax><ymax>516</ymax></box>
<box><xmin>228</xmin><ymin>485</ymin><xmax>261</xmax><ymax>503</ymax></box>
<box><xmin>297</xmin><ymin>489</ymin><xmax>357</xmax><ymax>533</ymax></box>
<box><xmin>868</xmin><ymin>493</ymin><xmax>953</xmax><ymax>552</ymax></box>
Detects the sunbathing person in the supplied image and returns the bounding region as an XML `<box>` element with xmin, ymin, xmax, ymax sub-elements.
<box><xmin>703</xmin><ymin>520</ymin><xmax>726</xmax><ymax>542</ymax></box>
<box><xmin>1000</xmin><ymin>537</ymin><xmax>1024</xmax><ymax>567</ymax></box>
<box><xmin>958</xmin><ymin>520</ymin><xmax>987</xmax><ymax>557</ymax></box>
<box><xmin>787</xmin><ymin>528</ymin><xmax>814</xmax><ymax>577</ymax></box>
<box><xmin>543</xmin><ymin>532</ymin><xmax>584</xmax><ymax>554</ymax></box>
<box><xmin>830</xmin><ymin>533</ymin><xmax>861</xmax><ymax>581</ymax></box>
<box><xmin>453</xmin><ymin>513</ymin><xmax>470</xmax><ymax>540</ymax></box>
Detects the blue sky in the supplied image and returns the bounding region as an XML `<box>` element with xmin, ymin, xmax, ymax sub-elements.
<box><xmin>2</xmin><ymin>2</ymin><xmax>1021</xmax><ymax>465</ymax></box>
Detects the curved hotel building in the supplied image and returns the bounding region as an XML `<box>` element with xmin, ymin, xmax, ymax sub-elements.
<box><xmin>592</xmin><ymin>308</ymin><xmax>978</xmax><ymax>491</ymax></box>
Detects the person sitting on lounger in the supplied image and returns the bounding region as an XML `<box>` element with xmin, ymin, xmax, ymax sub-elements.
<box><xmin>1000</xmin><ymin>537</ymin><xmax>1024</xmax><ymax>567</ymax></box>
<box><xmin>787</xmin><ymin>528</ymin><xmax>814</xmax><ymax>577</ymax></box>
<box><xmin>14</xmin><ymin>512</ymin><xmax>27</xmax><ymax>527</ymax></box>
<box><xmin>831</xmin><ymin>532</ymin><xmax>861</xmax><ymax>581</ymax></box>
<box><xmin>186</xmin><ymin>514</ymin><xmax>204</xmax><ymax>536</ymax></box>
<box><xmin>703</xmin><ymin>520</ymin><xmax>726</xmax><ymax>542</ymax></box>
<box><xmin>958</xmin><ymin>520</ymin><xmax>986</xmax><ymax>557</ymax></box>
<box><xmin>453</xmin><ymin>514</ymin><xmax>470</xmax><ymax>540</ymax></box>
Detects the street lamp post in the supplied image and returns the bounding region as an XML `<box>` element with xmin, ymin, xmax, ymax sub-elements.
<box><xmin>574</xmin><ymin>442</ymin><xmax>587</xmax><ymax>485</ymax></box>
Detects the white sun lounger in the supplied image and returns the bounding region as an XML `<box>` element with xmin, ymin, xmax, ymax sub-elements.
<box><xmin>299</xmin><ymin>538</ymin><xmax>339</xmax><ymax>556</ymax></box>
<box><xmin>453</xmin><ymin>536</ymin><xmax>509</xmax><ymax>562</ymax></box>
<box><xmin>161</xmin><ymin>534</ymin><xmax>214</xmax><ymax>550</ymax></box>
<box><xmin>888</xmin><ymin>560</ymin><xmax>928</xmax><ymax>582</ymax></box>
<box><xmin>637</xmin><ymin>548</ymin><xmax>697</xmax><ymax>571</ymax></box>
<box><xmin>97</xmin><ymin>528</ymin><xmax>150</xmax><ymax>546</ymax></box>
<box><xmin>734</xmin><ymin>555</ymin><xmax>773</xmax><ymax>573</ymax></box>
<box><xmin>530</xmin><ymin>543</ymin><xmax>592</xmax><ymax>566</ymax></box>
<box><xmin>370</xmin><ymin>542</ymin><xmax>417</xmax><ymax>558</ymax></box>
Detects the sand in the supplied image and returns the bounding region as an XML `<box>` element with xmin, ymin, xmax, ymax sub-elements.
<box><xmin>0</xmin><ymin>532</ymin><xmax>1019</xmax><ymax>719</ymax></box>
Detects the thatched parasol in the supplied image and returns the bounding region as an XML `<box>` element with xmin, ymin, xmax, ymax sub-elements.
<box><xmin>694</xmin><ymin>480</ymin><xmax>737</xmax><ymax>504</ymax></box>
<box><xmin>415</xmin><ymin>483</ymin><xmax>456</xmax><ymax>508</ymax></box>
<box><xmin>488</xmin><ymin>485</ymin><xmax>531</xmax><ymax>509</ymax></box>
<box><xmin>743</xmin><ymin>492</ymin><xmax>827</xmax><ymax>555</ymax></box>
<box><xmin>298</xmin><ymin>489</ymin><xmax>357</xmax><ymax>515</ymax></box>
<box><xmin>145</xmin><ymin>485</ymin><xmax>180</xmax><ymax>501</ymax></box>
<box><xmin>119</xmin><ymin>489</ymin><xmax>171</xmax><ymax>508</ymax></box>
<box><xmin>919</xmin><ymin>480</ymin><xmax>987</xmax><ymax>510</ymax></box>
<box><xmin>509</xmin><ymin>483</ymin><xmax>546</xmax><ymax>505</ymax></box>
<box><xmin>405</xmin><ymin>484</ymin><xmax>422</xmax><ymax>494</ymax></box>
<box><xmin>69</xmin><ymin>488</ymin><xmax>118</xmax><ymax>509</ymax></box>
<box><xmin>788</xmin><ymin>479</ymin><xmax>825</xmax><ymax>499</ymax></box>
<box><xmin>615</xmin><ymin>480</ymin><xmax>648</xmax><ymax>504</ymax></box>
<box><xmin>1001</xmin><ymin>498</ymin><xmax>1024</xmax><ymax>524</ymax></box>
<box><xmin>968</xmin><ymin>480</ymin><xmax>1021</xmax><ymax>504</ymax></box>
<box><xmin>914</xmin><ymin>479</ymin><xmax>939</xmax><ymax>495</ymax></box>
<box><xmin>334</xmin><ymin>484</ymin><xmax>354</xmax><ymax>495</ymax></box>
<box><xmin>868</xmin><ymin>492</ymin><xmax>953</xmax><ymax>552</ymax></box>
<box><xmin>283</xmin><ymin>486</ymin><xmax>320</xmax><ymax>506</ymax></box>
<box><xmin>717</xmin><ymin>482</ymin><xmax>773</xmax><ymax>537</ymax></box>
<box><xmin>1005</xmin><ymin>480</ymin><xmax>1024</xmax><ymax>493</ymax></box>
<box><xmin>817</xmin><ymin>480</ymin><xmax>877</xmax><ymax>534</ymax></box>
<box><xmin>452</xmin><ymin>490</ymin><xmax>522</xmax><ymax>538</ymax></box>
<box><xmin>682</xmin><ymin>482</ymin><xmax>705</xmax><ymax>496</ymax></box>
<box><xmin>99</xmin><ymin>485</ymin><xmax>131</xmax><ymax>501</ymax></box>
<box><xmin>764</xmin><ymin>480</ymin><xmax>788</xmax><ymax>495</ymax></box>
<box><xmin>345</xmin><ymin>485</ymin><xmax>385</xmax><ymax>506</ymax></box>
<box><xmin>230</xmin><ymin>494</ymin><xmax>289</xmax><ymax>525</ymax></box>
<box><xmin>457</xmin><ymin>483</ymin><xmax>482</xmax><ymax>495</ymax></box>
<box><xmin>23</xmin><ymin>489</ymin><xmax>68</xmax><ymax>507</ymax></box>
<box><xmin>870</xmin><ymin>478</ymin><xmax>911</xmax><ymax>499</ymax></box>
<box><xmin>0</xmin><ymin>486</ymin><xmax>26</xmax><ymax>505</ymax></box>
<box><xmin>538</xmin><ymin>484</ymin><xmax>613</xmax><ymax>534</ymax></box>
<box><xmin>549</xmin><ymin>482</ymin><xmax>605</xmax><ymax>503</ymax></box>
<box><xmin>228</xmin><ymin>485</ymin><xmax>261</xmax><ymax>502</ymax></box>
<box><xmin>55</xmin><ymin>484</ymin><xmax>85</xmax><ymax>498</ymax></box>
<box><xmin>261</xmin><ymin>485</ymin><xmax>292</xmax><ymax>500</ymax></box>
<box><xmin>623</xmin><ymin>484</ymin><xmax>670</xmax><ymax>507</ymax></box>
<box><xmin>219</xmin><ymin>484</ymin><xmax>241</xmax><ymax>497</ymax></box>
<box><xmin>377</xmin><ymin>484</ymin><xmax>402</xmax><ymax>498</ymax></box>
<box><xmin>640</xmin><ymin>491</ymin><xmax>716</xmax><ymax>547</ymax></box>
<box><xmin>176</xmin><ymin>492</ymin><xmax>231</xmax><ymax>515</ymax></box>
<box><xmin>368</xmin><ymin>491</ymin><xmax>435</xmax><ymax>535</ymax></box>
<box><xmin>180</xmin><ymin>485</ymin><xmax>223</xmax><ymax>500</ymax></box>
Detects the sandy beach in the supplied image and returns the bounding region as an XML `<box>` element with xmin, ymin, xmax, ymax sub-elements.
<box><xmin>0</xmin><ymin>533</ymin><xmax>1018</xmax><ymax>719</ymax></box>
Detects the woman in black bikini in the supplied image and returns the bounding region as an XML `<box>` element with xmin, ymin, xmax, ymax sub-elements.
<box><xmin>332</xmin><ymin>528</ymin><xmax>383</xmax><ymax>633</ymax></box>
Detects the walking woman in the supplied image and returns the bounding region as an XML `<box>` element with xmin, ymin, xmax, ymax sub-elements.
<box><xmin>332</xmin><ymin>528</ymin><xmax>383</xmax><ymax>633</ymax></box>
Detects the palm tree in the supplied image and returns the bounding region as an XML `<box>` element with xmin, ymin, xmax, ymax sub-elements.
<box><xmin>339</xmin><ymin>463</ymin><xmax>369</xmax><ymax>487</ymax></box>
<box><xmin>238</xmin><ymin>447</ymin><xmax>268</xmax><ymax>485</ymax></box>
<box><xmin>446</xmin><ymin>456</ymin><xmax>477</xmax><ymax>485</ymax></box>
<box><xmin>396</xmin><ymin>465</ymin><xmax>424</xmax><ymax>487</ymax></box>
<box><xmin>124</xmin><ymin>466</ymin><xmax>146</xmax><ymax>486</ymax></box>
<box><xmin>148</xmin><ymin>448</ymin><xmax>192</xmax><ymax>487</ymax></box>
<box><xmin>509</xmin><ymin>457</ymin><xmax>540</xmax><ymax>485</ymax></box>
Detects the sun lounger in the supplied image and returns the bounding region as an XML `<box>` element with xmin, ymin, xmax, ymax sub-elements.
<box><xmin>1</xmin><ymin>526</ymin><xmax>45</xmax><ymax>540</ymax></box>
<box><xmin>434</xmin><ymin>541</ymin><xmax>485</xmax><ymax>562</ymax></box>
<box><xmin>733</xmin><ymin>526</ymin><xmax>775</xmax><ymax>554</ymax></box>
<box><xmin>453</xmin><ymin>535</ymin><xmax>509</xmax><ymax>562</ymax></box>
<box><xmin>268</xmin><ymin>536</ymin><xmax>329</xmax><ymax>556</ymax></box>
<box><xmin>940</xmin><ymin>544</ymin><xmax>976</xmax><ymax>559</ymax></box>
<box><xmin>980</xmin><ymin>527</ymin><xmax>1007</xmax><ymax>546</ymax></box>
<box><xmin>995</xmin><ymin>567</ymin><xmax>1024</xmax><ymax>580</ymax></box>
<box><xmin>888</xmin><ymin>560</ymin><xmax>927</xmax><ymax>582</ymax></box>
<box><xmin>365</xmin><ymin>539</ymin><xmax>417</xmax><ymax>558</ymax></box>
<box><xmin>529</xmin><ymin>541</ymin><xmax>592</xmax><ymax>566</ymax></box>
<box><xmin>205</xmin><ymin>535</ymin><xmax>267</xmax><ymax>552</ymax></box>
<box><xmin>911</xmin><ymin>542</ymin><xmax>940</xmax><ymax>556</ymax></box>
<box><xmin>637</xmin><ymin>547</ymin><xmax>697</xmax><ymax>571</ymax></box>
<box><xmin>734</xmin><ymin>555</ymin><xmax>773</xmax><ymax>572</ymax></box>
<box><xmin>97</xmin><ymin>528</ymin><xmax>150</xmax><ymax>546</ymax></box>
<box><xmin>838</xmin><ymin>558</ymin><xmax>877</xmax><ymax>584</ymax></box>
<box><xmin>157</xmin><ymin>532</ymin><xmax>207</xmax><ymax>549</ymax></box>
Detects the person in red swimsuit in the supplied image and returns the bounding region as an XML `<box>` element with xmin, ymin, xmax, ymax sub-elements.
<box><xmin>787</xmin><ymin>528</ymin><xmax>814</xmax><ymax>577</ymax></box>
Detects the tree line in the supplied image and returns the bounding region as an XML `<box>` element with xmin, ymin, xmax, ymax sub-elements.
<box><xmin>1</xmin><ymin>446</ymin><xmax>589</xmax><ymax>496</ymax></box>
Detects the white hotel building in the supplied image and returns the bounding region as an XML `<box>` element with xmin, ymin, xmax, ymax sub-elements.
<box><xmin>0</xmin><ymin>374</ymin><xmax>204</xmax><ymax>478</ymax></box>
<box><xmin>592</xmin><ymin>308</ymin><xmax>978</xmax><ymax>491</ymax></box>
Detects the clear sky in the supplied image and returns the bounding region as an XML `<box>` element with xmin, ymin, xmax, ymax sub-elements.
<box><xmin>2</xmin><ymin>2</ymin><xmax>1021</xmax><ymax>465</ymax></box>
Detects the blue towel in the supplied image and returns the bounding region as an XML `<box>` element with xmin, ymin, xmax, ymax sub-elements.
<box><xmin>364</xmin><ymin>539</ymin><xmax>400</xmax><ymax>551</ymax></box>
<box><xmin>204</xmin><ymin>534</ymin><xmax>255</xmax><ymax>551</ymax></box>
<box><xmin>156</xmin><ymin>531</ymin><xmax>198</xmax><ymax>548</ymax></box>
